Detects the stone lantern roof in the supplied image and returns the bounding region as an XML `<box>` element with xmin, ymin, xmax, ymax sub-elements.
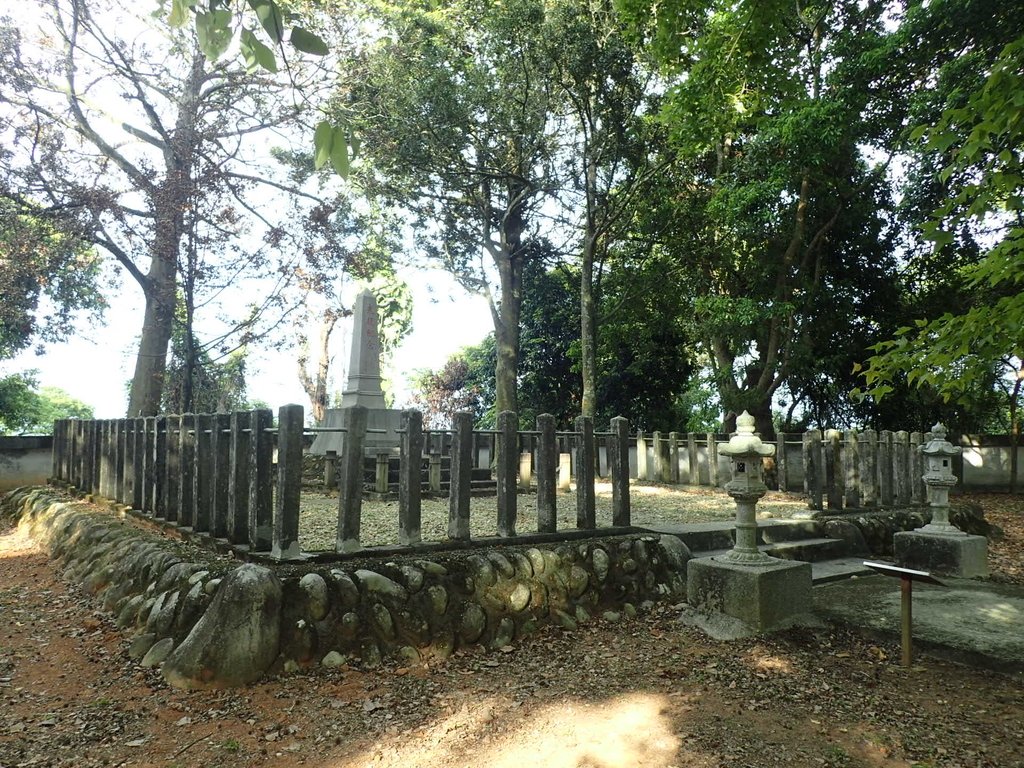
<box><xmin>719</xmin><ymin>412</ymin><xmax>776</xmax><ymax>459</ymax></box>
<box><xmin>920</xmin><ymin>422</ymin><xmax>962</xmax><ymax>459</ymax></box>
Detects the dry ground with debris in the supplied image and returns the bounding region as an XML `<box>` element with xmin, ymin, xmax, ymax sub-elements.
<box><xmin>1</xmin><ymin>491</ymin><xmax>1021</xmax><ymax>768</ymax></box>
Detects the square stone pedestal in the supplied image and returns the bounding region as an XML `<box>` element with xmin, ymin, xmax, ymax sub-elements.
<box><xmin>894</xmin><ymin>530</ymin><xmax>989</xmax><ymax>578</ymax></box>
<box><xmin>685</xmin><ymin>557</ymin><xmax>813</xmax><ymax>639</ymax></box>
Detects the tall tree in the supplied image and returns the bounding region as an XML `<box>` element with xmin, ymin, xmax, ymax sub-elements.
<box><xmin>341</xmin><ymin>0</ymin><xmax>558</xmax><ymax>415</ymax></box>
<box><xmin>619</xmin><ymin>0</ymin><xmax>900</xmax><ymax>437</ymax></box>
<box><xmin>0</xmin><ymin>0</ymin><xmax>324</xmax><ymax>416</ymax></box>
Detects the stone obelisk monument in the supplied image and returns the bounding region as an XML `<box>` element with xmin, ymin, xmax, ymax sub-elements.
<box><xmin>310</xmin><ymin>288</ymin><xmax>402</xmax><ymax>455</ymax></box>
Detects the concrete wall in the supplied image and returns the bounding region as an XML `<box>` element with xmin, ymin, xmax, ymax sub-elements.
<box><xmin>959</xmin><ymin>435</ymin><xmax>1023</xmax><ymax>492</ymax></box>
<box><xmin>0</xmin><ymin>436</ymin><xmax>52</xmax><ymax>491</ymax></box>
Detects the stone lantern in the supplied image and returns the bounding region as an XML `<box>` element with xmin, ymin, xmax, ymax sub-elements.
<box><xmin>894</xmin><ymin>422</ymin><xmax>988</xmax><ymax>577</ymax></box>
<box><xmin>918</xmin><ymin>423</ymin><xmax>962</xmax><ymax>534</ymax></box>
<box><xmin>685</xmin><ymin>411</ymin><xmax>812</xmax><ymax>637</ymax></box>
<box><xmin>718</xmin><ymin>411</ymin><xmax>777</xmax><ymax>565</ymax></box>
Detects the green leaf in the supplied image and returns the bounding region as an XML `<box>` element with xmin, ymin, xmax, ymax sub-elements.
<box><xmin>240</xmin><ymin>28</ymin><xmax>278</xmax><ymax>72</ymax></box>
<box><xmin>290</xmin><ymin>26</ymin><xmax>329</xmax><ymax>56</ymax></box>
<box><xmin>168</xmin><ymin>0</ymin><xmax>194</xmax><ymax>27</ymax></box>
<box><xmin>330</xmin><ymin>127</ymin><xmax>350</xmax><ymax>177</ymax></box>
<box><xmin>248</xmin><ymin>0</ymin><xmax>284</xmax><ymax>43</ymax></box>
<box><xmin>313</xmin><ymin>120</ymin><xmax>333</xmax><ymax>170</ymax></box>
<box><xmin>195</xmin><ymin>10</ymin><xmax>233</xmax><ymax>61</ymax></box>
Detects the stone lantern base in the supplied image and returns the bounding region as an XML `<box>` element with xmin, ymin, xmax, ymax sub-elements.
<box><xmin>894</xmin><ymin>530</ymin><xmax>989</xmax><ymax>578</ymax></box>
<box><xmin>685</xmin><ymin>557</ymin><xmax>813</xmax><ymax>639</ymax></box>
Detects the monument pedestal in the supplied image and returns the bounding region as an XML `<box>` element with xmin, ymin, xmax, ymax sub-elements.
<box><xmin>310</xmin><ymin>407</ymin><xmax>402</xmax><ymax>456</ymax></box>
<box><xmin>686</xmin><ymin>556</ymin><xmax>813</xmax><ymax>638</ymax></box>
<box><xmin>894</xmin><ymin>530</ymin><xmax>989</xmax><ymax>578</ymax></box>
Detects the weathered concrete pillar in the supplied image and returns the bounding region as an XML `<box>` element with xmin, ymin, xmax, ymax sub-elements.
<box><xmin>910</xmin><ymin>431</ymin><xmax>926</xmax><ymax>505</ymax></box>
<box><xmin>228</xmin><ymin>411</ymin><xmax>251</xmax><ymax>544</ymax></box>
<box><xmin>98</xmin><ymin>420</ymin><xmax>111</xmax><ymax>499</ymax></box>
<box><xmin>707</xmin><ymin>433</ymin><xmax>720</xmax><ymax>487</ymax></box>
<box><xmin>844</xmin><ymin>429</ymin><xmax>860</xmax><ymax>509</ymax></box>
<box><xmin>669</xmin><ymin>432</ymin><xmax>680</xmax><ymax>484</ymax></box>
<box><xmin>164</xmin><ymin>416</ymin><xmax>180</xmax><ymax>523</ymax></box>
<box><xmin>448</xmin><ymin>412</ymin><xmax>473</xmax><ymax>540</ymax></box>
<box><xmin>652</xmin><ymin>431</ymin><xmax>665</xmax><ymax>483</ymax></box>
<box><xmin>894</xmin><ymin>430</ymin><xmax>911</xmax><ymax>506</ymax></box>
<box><xmin>575</xmin><ymin>415</ymin><xmax>596</xmax><ymax>529</ymax></box>
<box><xmin>143</xmin><ymin>417</ymin><xmax>157</xmax><ymax>513</ymax></box>
<box><xmin>536</xmin><ymin>414</ymin><xmax>557</xmax><ymax>533</ymax></box>
<box><xmin>825</xmin><ymin>429</ymin><xmax>843</xmax><ymax>510</ymax></box>
<box><xmin>687</xmin><ymin>433</ymin><xmax>699</xmax><ymax>485</ymax></box>
<box><xmin>878</xmin><ymin>430</ymin><xmax>894</xmax><ymax>506</ymax></box>
<box><xmin>496</xmin><ymin>411</ymin><xmax>518</xmax><ymax>538</ymax></box>
<box><xmin>90</xmin><ymin>419</ymin><xmax>101</xmax><ymax>495</ymax></box>
<box><xmin>428</xmin><ymin>449</ymin><xmax>442</xmax><ymax>494</ymax></box>
<box><xmin>324</xmin><ymin>450</ymin><xmax>337</xmax><ymax>490</ymax></box>
<box><xmin>610</xmin><ymin>416</ymin><xmax>631</xmax><ymax>527</ymax></box>
<box><xmin>131</xmin><ymin>418</ymin><xmax>145</xmax><ymax>511</ymax></box>
<box><xmin>115</xmin><ymin>419</ymin><xmax>127</xmax><ymax>505</ymax></box>
<box><xmin>155</xmin><ymin>417</ymin><xmax>170</xmax><ymax>516</ymax></box>
<box><xmin>775</xmin><ymin>433</ymin><xmax>788</xmax><ymax>491</ymax></box>
<box><xmin>636</xmin><ymin>430</ymin><xmax>648</xmax><ymax>481</ymax></box>
<box><xmin>178</xmin><ymin>415</ymin><xmax>196</xmax><ymax>528</ymax></box>
<box><xmin>557</xmin><ymin>452</ymin><xmax>572</xmax><ymax>493</ymax></box>
<box><xmin>273</xmin><ymin>404</ymin><xmax>303</xmax><ymax>559</ymax></box>
<box><xmin>247</xmin><ymin>409</ymin><xmax>273</xmax><ymax>551</ymax></box>
<box><xmin>374</xmin><ymin>452</ymin><xmax>389</xmax><ymax>494</ymax></box>
<box><xmin>208</xmin><ymin>414</ymin><xmax>230</xmax><ymax>537</ymax></box>
<box><xmin>193</xmin><ymin>414</ymin><xmax>213</xmax><ymax>532</ymax></box>
<box><xmin>399</xmin><ymin>409</ymin><xmax>423</xmax><ymax>545</ymax></box>
<box><xmin>858</xmin><ymin>429</ymin><xmax>877</xmax><ymax>507</ymax></box>
<box><xmin>803</xmin><ymin>430</ymin><xmax>823</xmax><ymax>510</ymax></box>
<box><xmin>336</xmin><ymin>405</ymin><xmax>366</xmax><ymax>554</ymax></box>
<box><xmin>518</xmin><ymin>450</ymin><xmax>532</xmax><ymax>491</ymax></box>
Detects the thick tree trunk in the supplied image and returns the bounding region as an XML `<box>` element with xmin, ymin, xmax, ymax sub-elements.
<box><xmin>298</xmin><ymin>310</ymin><xmax>339</xmax><ymax>426</ymax></box>
<box><xmin>493</xmin><ymin>255</ymin><xmax>522</xmax><ymax>416</ymax></box>
<box><xmin>127</xmin><ymin>248</ymin><xmax>176</xmax><ymax>416</ymax></box>
<box><xmin>580</xmin><ymin>237</ymin><xmax>597</xmax><ymax>420</ymax></box>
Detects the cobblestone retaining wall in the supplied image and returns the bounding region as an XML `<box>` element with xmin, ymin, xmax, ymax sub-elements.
<box><xmin>1</xmin><ymin>487</ymin><xmax>691</xmax><ymax>690</ymax></box>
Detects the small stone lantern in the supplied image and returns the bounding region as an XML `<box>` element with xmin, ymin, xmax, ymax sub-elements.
<box><xmin>919</xmin><ymin>423</ymin><xmax>964</xmax><ymax>535</ymax></box>
<box><xmin>718</xmin><ymin>411</ymin><xmax>777</xmax><ymax>565</ymax></box>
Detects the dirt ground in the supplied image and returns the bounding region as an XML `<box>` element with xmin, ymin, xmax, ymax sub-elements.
<box><xmin>1</xmin><ymin>493</ymin><xmax>1021</xmax><ymax>768</ymax></box>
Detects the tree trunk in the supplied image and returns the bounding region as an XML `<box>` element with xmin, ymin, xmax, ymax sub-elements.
<box><xmin>493</xmin><ymin>256</ymin><xmax>522</xmax><ymax>416</ymax></box>
<box><xmin>580</xmin><ymin>232</ymin><xmax>597</xmax><ymax>419</ymax></box>
<box><xmin>298</xmin><ymin>310</ymin><xmax>339</xmax><ymax>426</ymax></box>
<box><xmin>127</xmin><ymin>248</ymin><xmax>176</xmax><ymax>416</ymax></box>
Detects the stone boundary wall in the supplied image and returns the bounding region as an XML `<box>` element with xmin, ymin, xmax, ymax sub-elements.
<box><xmin>0</xmin><ymin>436</ymin><xmax>53</xmax><ymax>491</ymax></box>
<box><xmin>1</xmin><ymin>487</ymin><xmax>692</xmax><ymax>690</ymax></box>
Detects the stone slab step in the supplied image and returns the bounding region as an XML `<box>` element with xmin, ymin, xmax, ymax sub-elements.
<box><xmin>692</xmin><ymin>536</ymin><xmax>849</xmax><ymax>562</ymax></box>
<box><xmin>809</xmin><ymin>558</ymin><xmax>875</xmax><ymax>584</ymax></box>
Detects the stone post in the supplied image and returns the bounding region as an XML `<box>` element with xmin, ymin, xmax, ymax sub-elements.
<box><xmin>859</xmin><ymin>429</ymin><xmax>877</xmax><ymax>507</ymax></box>
<box><xmin>193</xmin><ymin>414</ymin><xmax>213</xmax><ymax>533</ymax></box>
<box><xmin>399</xmin><ymin>409</ymin><xmax>423</xmax><ymax>545</ymax></box>
<box><xmin>164</xmin><ymin>416</ymin><xmax>180</xmax><ymax>523</ymax></box>
<box><xmin>844</xmin><ymin>429</ymin><xmax>860</xmax><ymax>509</ymax></box>
<box><xmin>575</xmin><ymin>415</ymin><xmax>596</xmax><ymax>529</ymax></box>
<box><xmin>337</xmin><ymin>405</ymin><xmax>367</xmax><ymax>554</ymax></box>
<box><xmin>636</xmin><ymin>430</ymin><xmax>648</xmax><ymax>481</ymax></box>
<box><xmin>448</xmin><ymin>412</ymin><xmax>473</xmax><ymax>540</ymax></box>
<box><xmin>273</xmin><ymin>404</ymin><xmax>304</xmax><ymax>559</ymax></box>
<box><xmin>652</xmin><ymin>431</ymin><xmax>665</xmax><ymax>483</ymax></box>
<box><xmin>228</xmin><ymin>411</ymin><xmax>251</xmax><ymax>544</ymax></box>
<box><xmin>707</xmin><ymin>433</ymin><xmax>720</xmax><ymax>487</ymax></box>
<box><xmin>557</xmin><ymin>452</ymin><xmax>572</xmax><ymax>493</ymax></box>
<box><xmin>90</xmin><ymin>419</ymin><xmax>101</xmax><ymax>495</ymax></box>
<box><xmin>774</xmin><ymin>433</ymin><xmax>787</xmax><ymax>491</ymax></box>
<box><xmin>910</xmin><ymin>431</ymin><xmax>925</xmax><ymax>505</ymax></box>
<box><xmin>610</xmin><ymin>416</ymin><xmax>631</xmax><ymax>527</ymax></box>
<box><xmin>115</xmin><ymin>419</ymin><xmax>127</xmax><ymax>505</ymax></box>
<box><xmin>496</xmin><ymin>411</ymin><xmax>518</xmax><ymax>538</ymax></box>
<box><xmin>894</xmin><ymin>430</ymin><xmax>911</xmax><ymax>506</ymax></box>
<box><xmin>825</xmin><ymin>429</ymin><xmax>843</xmax><ymax>510</ymax></box>
<box><xmin>247</xmin><ymin>409</ymin><xmax>273</xmax><ymax>551</ymax></box>
<box><xmin>518</xmin><ymin>450</ymin><xmax>533</xmax><ymax>491</ymax></box>
<box><xmin>178</xmin><ymin>415</ymin><xmax>196</xmax><ymax>528</ymax></box>
<box><xmin>324</xmin><ymin>450</ymin><xmax>337</xmax><ymax>490</ymax></box>
<box><xmin>878</xmin><ymin>430</ymin><xmax>894</xmax><ymax>506</ymax></box>
<box><xmin>428</xmin><ymin>449</ymin><xmax>442</xmax><ymax>494</ymax></box>
<box><xmin>687</xmin><ymin>433</ymin><xmax>699</xmax><ymax>485</ymax></box>
<box><xmin>143</xmin><ymin>417</ymin><xmax>156</xmax><ymax>513</ymax></box>
<box><xmin>669</xmin><ymin>432</ymin><xmax>680</xmax><ymax>484</ymax></box>
<box><xmin>895</xmin><ymin>423</ymin><xmax>988</xmax><ymax>577</ymax></box>
<box><xmin>374</xmin><ymin>452</ymin><xmax>390</xmax><ymax>494</ymax></box>
<box><xmin>803</xmin><ymin>430</ymin><xmax>823</xmax><ymax>510</ymax></box>
<box><xmin>98</xmin><ymin>420</ymin><xmax>111</xmax><ymax>499</ymax></box>
<box><xmin>131</xmin><ymin>418</ymin><xmax>145</xmax><ymax>511</ymax></box>
<box><xmin>208</xmin><ymin>414</ymin><xmax>230</xmax><ymax>537</ymax></box>
<box><xmin>536</xmin><ymin>414</ymin><xmax>557</xmax><ymax>533</ymax></box>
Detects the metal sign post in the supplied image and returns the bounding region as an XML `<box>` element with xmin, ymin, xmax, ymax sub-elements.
<box><xmin>863</xmin><ymin>561</ymin><xmax>945</xmax><ymax>667</ymax></box>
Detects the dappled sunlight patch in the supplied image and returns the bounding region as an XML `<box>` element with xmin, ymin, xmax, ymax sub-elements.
<box><xmin>334</xmin><ymin>692</ymin><xmax>698</xmax><ymax>768</ymax></box>
<box><xmin>744</xmin><ymin>644</ymin><xmax>796</xmax><ymax>676</ymax></box>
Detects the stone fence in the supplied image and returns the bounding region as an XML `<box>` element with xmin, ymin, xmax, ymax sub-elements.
<box><xmin>48</xmin><ymin>406</ymin><xmax>635</xmax><ymax>561</ymax></box>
